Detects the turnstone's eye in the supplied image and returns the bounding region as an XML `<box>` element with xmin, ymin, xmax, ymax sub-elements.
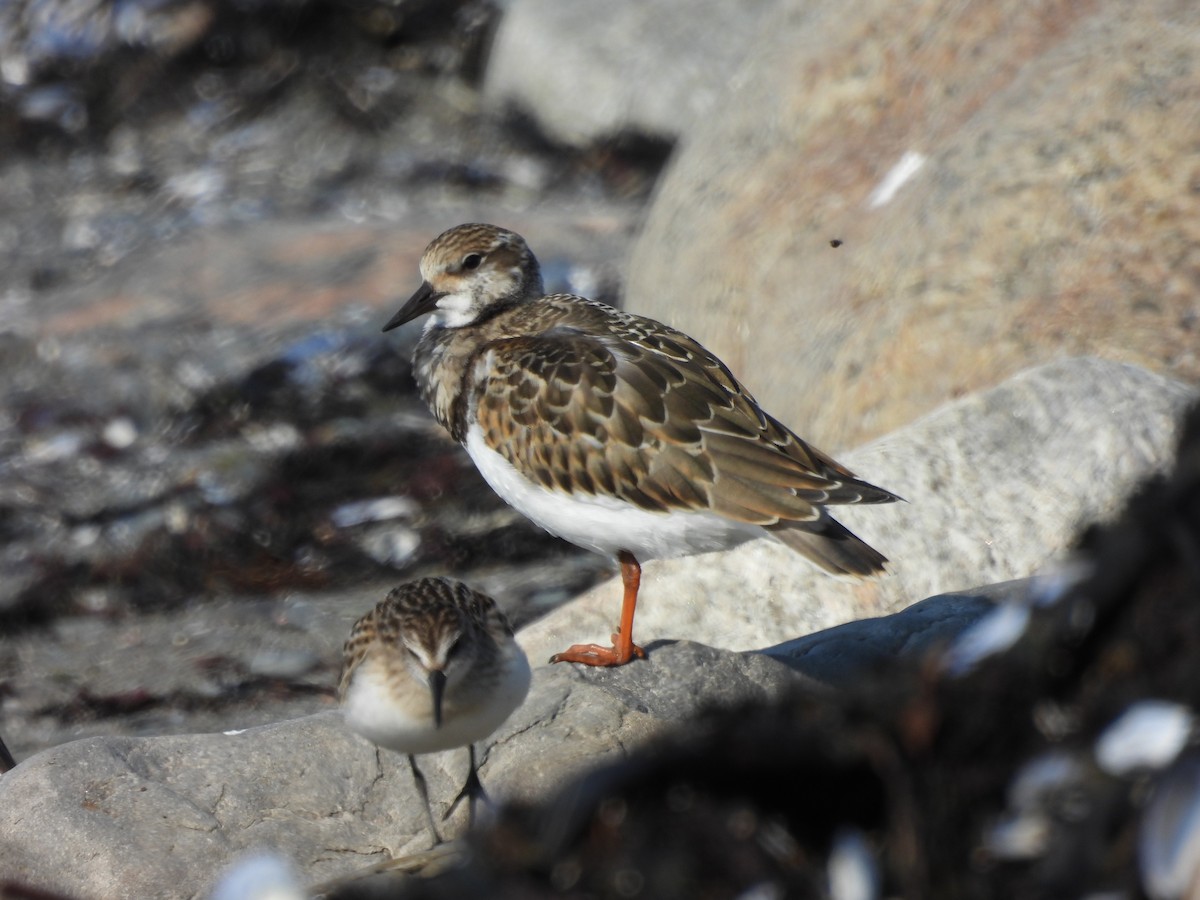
<box><xmin>461</xmin><ymin>253</ymin><xmax>483</xmax><ymax>271</ymax></box>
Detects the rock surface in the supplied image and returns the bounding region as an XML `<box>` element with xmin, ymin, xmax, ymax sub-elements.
<box><xmin>518</xmin><ymin>357</ymin><xmax>1196</xmax><ymax>665</ymax></box>
<box><xmin>0</xmin><ymin>591</ymin><xmax>998</xmax><ymax>898</ymax></box>
<box><xmin>484</xmin><ymin>0</ymin><xmax>777</xmax><ymax>146</ymax></box>
<box><xmin>0</xmin><ymin>641</ymin><xmax>810</xmax><ymax>898</ymax></box>
<box><xmin>762</xmin><ymin>581</ymin><xmax>1018</xmax><ymax>684</ymax></box>
<box><xmin>628</xmin><ymin>0</ymin><xmax>1200</xmax><ymax>449</ymax></box>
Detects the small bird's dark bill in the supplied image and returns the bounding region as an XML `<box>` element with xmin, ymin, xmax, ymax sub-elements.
<box><xmin>382</xmin><ymin>281</ymin><xmax>441</xmax><ymax>332</ymax></box>
<box><xmin>428</xmin><ymin>669</ymin><xmax>447</xmax><ymax>728</ymax></box>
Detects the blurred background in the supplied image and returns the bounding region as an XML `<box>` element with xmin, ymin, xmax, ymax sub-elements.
<box><xmin>0</xmin><ymin>0</ymin><xmax>667</xmax><ymax>762</ymax></box>
<box><xmin>2</xmin><ymin>0</ymin><xmax>1198</xmax><ymax>764</ymax></box>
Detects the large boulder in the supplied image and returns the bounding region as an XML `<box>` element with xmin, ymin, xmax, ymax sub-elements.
<box><xmin>628</xmin><ymin>0</ymin><xmax>1200</xmax><ymax>449</ymax></box>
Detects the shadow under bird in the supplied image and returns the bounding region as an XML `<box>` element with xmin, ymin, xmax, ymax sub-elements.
<box><xmin>382</xmin><ymin>223</ymin><xmax>900</xmax><ymax>667</ymax></box>
<box><xmin>339</xmin><ymin>577</ymin><xmax>531</xmax><ymax>845</ymax></box>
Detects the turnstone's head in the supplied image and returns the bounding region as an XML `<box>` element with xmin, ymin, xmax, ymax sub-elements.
<box><xmin>383</xmin><ymin>223</ymin><xmax>543</xmax><ymax>332</ymax></box>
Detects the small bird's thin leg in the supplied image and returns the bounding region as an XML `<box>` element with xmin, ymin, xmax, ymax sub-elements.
<box><xmin>550</xmin><ymin>551</ymin><xmax>648</xmax><ymax>666</ymax></box>
<box><xmin>0</xmin><ymin>731</ymin><xmax>17</xmax><ymax>773</ymax></box>
<box><xmin>444</xmin><ymin>744</ymin><xmax>489</xmax><ymax>828</ymax></box>
<box><xmin>408</xmin><ymin>754</ymin><xmax>442</xmax><ymax>845</ymax></box>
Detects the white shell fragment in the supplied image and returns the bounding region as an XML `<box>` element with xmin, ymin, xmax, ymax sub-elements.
<box><xmin>1140</xmin><ymin>754</ymin><xmax>1200</xmax><ymax>900</ymax></box>
<box><xmin>1009</xmin><ymin>750</ymin><xmax>1085</xmax><ymax>810</ymax></box>
<box><xmin>827</xmin><ymin>827</ymin><xmax>880</xmax><ymax>900</ymax></box>
<box><xmin>984</xmin><ymin>813</ymin><xmax>1051</xmax><ymax>860</ymax></box>
<box><xmin>330</xmin><ymin>495</ymin><xmax>419</xmax><ymax>528</ymax></box>
<box><xmin>1096</xmin><ymin>701</ymin><xmax>1195</xmax><ymax>777</ymax></box>
<box><xmin>942</xmin><ymin>602</ymin><xmax>1030</xmax><ymax>676</ymax></box>
<box><xmin>1028</xmin><ymin>557</ymin><xmax>1092</xmax><ymax>607</ymax></box>
<box><xmin>208</xmin><ymin>852</ymin><xmax>304</xmax><ymax>900</ymax></box>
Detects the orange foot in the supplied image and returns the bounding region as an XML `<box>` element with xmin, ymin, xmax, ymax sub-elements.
<box><xmin>549</xmin><ymin>636</ymin><xmax>647</xmax><ymax>667</ymax></box>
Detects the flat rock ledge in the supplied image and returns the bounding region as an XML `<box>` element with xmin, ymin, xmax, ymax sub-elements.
<box><xmin>0</xmin><ymin>590</ymin><xmax>997</xmax><ymax>899</ymax></box>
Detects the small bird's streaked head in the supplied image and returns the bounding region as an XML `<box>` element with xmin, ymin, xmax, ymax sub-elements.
<box><xmin>397</xmin><ymin>612</ymin><xmax>469</xmax><ymax>730</ymax></box>
<box><xmin>340</xmin><ymin>578</ymin><xmax>489</xmax><ymax>730</ymax></box>
<box><xmin>340</xmin><ymin>577</ymin><xmax>528</xmax><ymax>780</ymax></box>
<box><xmin>382</xmin><ymin>223</ymin><xmax>543</xmax><ymax>332</ymax></box>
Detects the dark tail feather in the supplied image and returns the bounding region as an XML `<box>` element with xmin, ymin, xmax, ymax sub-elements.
<box><xmin>769</xmin><ymin>517</ymin><xmax>888</xmax><ymax>577</ymax></box>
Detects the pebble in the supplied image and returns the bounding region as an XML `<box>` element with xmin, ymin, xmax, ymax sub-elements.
<box><xmin>330</xmin><ymin>496</ymin><xmax>419</xmax><ymax>529</ymax></box>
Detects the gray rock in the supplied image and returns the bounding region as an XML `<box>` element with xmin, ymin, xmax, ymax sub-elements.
<box><xmin>484</xmin><ymin>0</ymin><xmax>778</xmax><ymax>145</ymax></box>
<box><xmin>762</xmin><ymin>581</ymin><xmax>1025</xmax><ymax>685</ymax></box>
<box><xmin>0</xmin><ymin>712</ymin><xmax>375</xmax><ymax>898</ymax></box>
<box><xmin>574</xmin><ymin>640</ymin><xmax>806</xmax><ymax>721</ymax></box>
<box><xmin>517</xmin><ymin>358</ymin><xmax>1196</xmax><ymax>665</ymax></box>
<box><xmin>0</xmin><ymin>641</ymin><xmax>809</xmax><ymax>898</ymax></box>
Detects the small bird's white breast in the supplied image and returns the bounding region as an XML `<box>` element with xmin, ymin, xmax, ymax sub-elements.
<box><xmin>342</xmin><ymin>657</ymin><xmax>440</xmax><ymax>754</ymax></box>
<box><xmin>464</xmin><ymin>424</ymin><xmax>763</xmax><ymax>561</ymax></box>
<box><xmin>342</xmin><ymin>648</ymin><xmax>532</xmax><ymax>756</ymax></box>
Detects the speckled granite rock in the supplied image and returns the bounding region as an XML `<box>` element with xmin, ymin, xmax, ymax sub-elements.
<box><xmin>629</xmin><ymin>0</ymin><xmax>1200</xmax><ymax>449</ymax></box>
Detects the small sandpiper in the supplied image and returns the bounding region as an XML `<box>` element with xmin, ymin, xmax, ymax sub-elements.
<box><xmin>339</xmin><ymin>577</ymin><xmax>531</xmax><ymax>845</ymax></box>
<box><xmin>383</xmin><ymin>223</ymin><xmax>900</xmax><ymax>667</ymax></box>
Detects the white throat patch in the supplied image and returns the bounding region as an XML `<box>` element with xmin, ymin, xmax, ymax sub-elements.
<box><xmin>432</xmin><ymin>293</ymin><xmax>478</xmax><ymax>328</ymax></box>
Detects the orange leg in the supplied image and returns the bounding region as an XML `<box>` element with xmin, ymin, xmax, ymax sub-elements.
<box><xmin>550</xmin><ymin>551</ymin><xmax>648</xmax><ymax>666</ymax></box>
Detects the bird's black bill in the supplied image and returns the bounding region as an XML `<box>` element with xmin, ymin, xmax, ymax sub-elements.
<box><xmin>428</xmin><ymin>669</ymin><xmax>447</xmax><ymax>729</ymax></box>
<box><xmin>382</xmin><ymin>281</ymin><xmax>442</xmax><ymax>332</ymax></box>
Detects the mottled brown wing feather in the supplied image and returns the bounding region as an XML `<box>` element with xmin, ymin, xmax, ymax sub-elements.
<box><xmin>471</xmin><ymin>300</ymin><xmax>898</xmax><ymax>526</ymax></box>
<box><xmin>338</xmin><ymin>605</ymin><xmax>378</xmax><ymax>701</ymax></box>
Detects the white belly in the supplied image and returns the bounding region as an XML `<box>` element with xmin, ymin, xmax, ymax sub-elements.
<box><xmin>464</xmin><ymin>424</ymin><xmax>763</xmax><ymax>561</ymax></box>
<box><xmin>342</xmin><ymin>653</ymin><xmax>531</xmax><ymax>756</ymax></box>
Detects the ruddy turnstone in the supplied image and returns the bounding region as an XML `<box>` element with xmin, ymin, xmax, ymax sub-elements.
<box><xmin>339</xmin><ymin>577</ymin><xmax>531</xmax><ymax>845</ymax></box>
<box><xmin>382</xmin><ymin>223</ymin><xmax>900</xmax><ymax>667</ymax></box>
